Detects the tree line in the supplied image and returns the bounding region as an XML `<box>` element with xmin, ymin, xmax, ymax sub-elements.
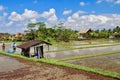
<box><xmin>90</xmin><ymin>26</ymin><xmax>120</xmax><ymax>39</ymax></box>
<box><xmin>25</xmin><ymin>22</ymin><xmax>120</xmax><ymax>42</ymax></box>
<box><xmin>1</xmin><ymin>22</ymin><xmax>120</xmax><ymax>42</ymax></box>
<box><xmin>25</xmin><ymin>22</ymin><xmax>77</xmax><ymax>42</ymax></box>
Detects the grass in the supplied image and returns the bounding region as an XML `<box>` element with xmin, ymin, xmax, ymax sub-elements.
<box><xmin>59</xmin><ymin>50</ymin><xmax>120</xmax><ymax>61</ymax></box>
<box><xmin>0</xmin><ymin>51</ymin><xmax>120</xmax><ymax>79</ymax></box>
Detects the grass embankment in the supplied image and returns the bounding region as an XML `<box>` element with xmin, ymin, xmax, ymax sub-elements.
<box><xmin>59</xmin><ymin>50</ymin><xmax>120</xmax><ymax>61</ymax></box>
<box><xmin>0</xmin><ymin>51</ymin><xmax>120</xmax><ymax>79</ymax></box>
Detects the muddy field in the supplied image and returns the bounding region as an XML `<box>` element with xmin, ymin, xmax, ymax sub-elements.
<box><xmin>0</xmin><ymin>54</ymin><xmax>116</xmax><ymax>80</ymax></box>
<box><xmin>65</xmin><ymin>53</ymin><xmax>120</xmax><ymax>74</ymax></box>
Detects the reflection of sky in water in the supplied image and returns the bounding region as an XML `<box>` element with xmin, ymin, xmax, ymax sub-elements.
<box><xmin>0</xmin><ymin>44</ymin><xmax>21</xmax><ymax>53</ymax></box>
<box><xmin>0</xmin><ymin>44</ymin><xmax>51</xmax><ymax>53</ymax></box>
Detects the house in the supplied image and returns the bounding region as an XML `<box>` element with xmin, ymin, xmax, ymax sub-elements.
<box><xmin>0</xmin><ymin>33</ymin><xmax>11</xmax><ymax>40</ymax></box>
<box><xmin>17</xmin><ymin>40</ymin><xmax>52</xmax><ymax>58</ymax></box>
<box><xmin>0</xmin><ymin>33</ymin><xmax>4</xmax><ymax>39</ymax></box>
<box><xmin>13</xmin><ymin>33</ymin><xmax>22</xmax><ymax>38</ymax></box>
<box><xmin>12</xmin><ymin>33</ymin><xmax>27</xmax><ymax>41</ymax></box>
<box><xmin>78</xmin><ymin>29</ymin><xmax>92</xmax><ymax>39</ymax></box>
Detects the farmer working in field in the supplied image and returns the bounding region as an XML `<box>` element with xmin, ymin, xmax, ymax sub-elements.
<box><xmin>12</xmin><ymin>42</ymin><xmax>17</xmax><ymax>53</ymax></box>
<box><xmin>2</xmin><ymin>43</ymin><xmax>5</xmax><ymax>51</ymax></box>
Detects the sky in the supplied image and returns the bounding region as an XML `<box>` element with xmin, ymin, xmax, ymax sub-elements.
<box><xmin>0</xmin><ymin>0</ymin><xmax>120</xmax><ymax>33</ymax></box>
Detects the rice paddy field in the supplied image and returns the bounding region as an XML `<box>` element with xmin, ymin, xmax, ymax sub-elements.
<box><xmin>1</xmin><ymin>39</ymin><xmax>120</xmax><ymax>80</ymax></box>
<box><xmin>46</xmin><ymin>40</ymin><xmax>120</xmax><ymax>78</ymax></box>
<box><xmin>64</xmin><ymin>53</ymin><xmax>120</xmax><ymax>74</ymax></box>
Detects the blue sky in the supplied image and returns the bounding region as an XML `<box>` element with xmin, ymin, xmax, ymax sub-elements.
<box><xmin>0</xmin><ymin>0</ymin><xmax>120</xmax><ymax>33</ymax></box>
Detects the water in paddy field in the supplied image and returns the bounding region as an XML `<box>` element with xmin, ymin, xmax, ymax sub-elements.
<box><xmin>1</xmin><ymin>41</ymin><xmax>120</xmax><ymax>59</ymax></box>
<box><xmin>0</xmin><ymin>42</ymin><xmax>54</xmax><ymax>54</ymax></box>
<box><xmin>0</xmin><ymin>43</ymin><xmax>21</xmax><ymax>54</ymax></box>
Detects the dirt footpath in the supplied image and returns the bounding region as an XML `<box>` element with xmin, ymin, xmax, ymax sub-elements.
<box><xmin>0</xmin><ymin>55</ymin><xmax>117</xmax><ymax>80</ymax></box>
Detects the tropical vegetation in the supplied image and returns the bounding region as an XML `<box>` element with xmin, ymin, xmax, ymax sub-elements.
<box><xmin>1</xmin><ymin>22</ymin><xmax>120</xmax><ymax>42</ymax></box>
<box><xmin>25</xmin><ymin>22</ymin><xmax>77</xmax><ymax>42</ymax></box>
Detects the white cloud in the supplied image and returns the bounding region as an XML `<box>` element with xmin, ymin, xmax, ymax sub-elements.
<box><xmin>80</xmin><ymin>2</ymin><xmax>86</xmax><ymax>6</ymax></box>
<box><xmin>8</xmin><ymin>12</ymin><xmax>24</xmax><ymax>21</ymax></box>
<box><xmin>6</xmin><ymin>8</ymin><xmax>58</xmax><ymax>32</ymax></box>
<box><xmin>30</xmin><ymin>19</ymin><xmax>37</xmax><ymax>23</ymax></box>
<box><xmin>41</xmin><ymin>8</ymin><xmax>58</xmax><ymax>26</ymax></box>
<box><xmin>65</xmin><ymin>12</ymin><xmax>120</xmax><ymax>30</ymax></box>
<box><xmin>65</xmin><ymin>10</ymin><xmax>86</xmax><ymax>23</ymax></box>
<box><xmin>42</xmin><ymin>9</ymin><xmax>54</xmax><ymax>17</ymax></box>
<box><xmin>63</xmin><ymin>10</ymin><xmax>72</xmax><ymax>15</ymax></box>
<box><xmin>115</xmin><ymin>0</ymin><xmax>120</xmax><ymax>4</ymax></box>
<box><xmin>8</xmin><ymin>8</ymin><xmax>58</xmax><ymax>28</ymax></box>
<box><xmin>97</xmin><ymin>0</ymin><xmax>120</xmax><ymax>4</ymax></box>
<box><xmin>77</xmin><ymin>10</ymin><xmax>87</xmax><ymax>14</ymax></box>
<box><xmin>9</xmin><ymin>9</ymin><xmax>39</xmax><ymax>22</ymax></box>
<box><xmin>96</xmin><ymin>0</ymin><xmax>103</xmax><ymax>3</ymax></box>
<box><xmin>0</xmin><ymin>12</ymin><xmax>8</xmax><ymax>27</ymax></box>
<box><xmin>107</xmin><ymin>0</ymin><xmax>120</xmax><ymax>4</ymax></box>
<box><xmin>6</xmin><ymin>21</ymin><xmax>13</xmax><ymax>27</ymax></box>
<box><xmin>0</xmin><ymin>5</ymin><xmax>4</xmax><ymax>11</ymax></box>
<box><xmin>5</xmin><ymin>8</ymin><xmax>120</xmax><ymax>33</ymax></box>
<box><xmin>6</xmin><ymin>9</ymin><xmax>40</xmax><ymax>33</ymax></box>
<box><xmin>22</xmin><ymin>9</ymin><xmax>39</xmax><ymax>19</ymax></box>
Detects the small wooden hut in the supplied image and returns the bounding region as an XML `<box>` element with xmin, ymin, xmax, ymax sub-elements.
<box><xmin>78</xmin><ymin>29</ymin><xmax>92</xmax><ymax>39</ymax></box>
<box><xmin>17</xmin><ymin>40</ymin><xmax>51</xmax><ymax>58</ymax></box>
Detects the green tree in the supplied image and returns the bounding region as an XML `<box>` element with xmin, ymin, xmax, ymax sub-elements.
<box><xmin>25</xmin><ymin>22</ymin><xmax>78</xmax><ymax>42</ymax></box>
<box><xmin>26</xmin><ymin>23</ymin><xmax>36</xmax><ymax>40</ymax></box>
<box><xmin>113</xmin><ymin>26</ymin><xmax>120</xmax><ymax>38</ymax></box>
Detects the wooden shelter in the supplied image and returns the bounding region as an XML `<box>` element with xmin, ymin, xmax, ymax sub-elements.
<box><xmin>17</xmin><ymin>40</ymin><xmax>52</xmax><ymax>58</ymax></box>
<box><xmin>78</xmin><ymin>29</ymin><xmax>92</xmax><ymax>34</ymax></box>
<box><xmin>78</xmin><ymin>29</ymin><xmax>92</xmax><ymax>39</ymax></box>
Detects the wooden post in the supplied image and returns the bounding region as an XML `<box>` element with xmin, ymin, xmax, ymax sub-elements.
<box><xmin>34</xmin><ymin>47</ymin><xmax>36</xmax><ymax>56</ymax></box>
<box><xmin>40</xmin><ymin>46</ymin><xmax>44</xmax><ymax>58</ymax></box>
<box><xmin>48</xmin><ymin>45</ymin><xmax>49</xmax><ymax>51</ymax></box>
<box><xmin>28</xmin><ymin>48</ymin><xmax>31</xmax><ymax>58</ymax></box>
<box><xmin>21</xmin><ymin>48</ymin><xmax>24</xmax><ymax>55</ymax></box>
<box><xmin>38</xmin><ymin>46</ymin><xmax>41</xmax><ymax>58</ymax></box>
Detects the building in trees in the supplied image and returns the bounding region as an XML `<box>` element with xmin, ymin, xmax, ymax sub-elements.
<box><xmin>0</xmin><ymin>33</ymin><xmax>4</xmax><ymax>40</ymax></box>
<box><xmin>78</xmin><ymin>29</ymin><xmax>92</xmax><ymax>39</ymax></box>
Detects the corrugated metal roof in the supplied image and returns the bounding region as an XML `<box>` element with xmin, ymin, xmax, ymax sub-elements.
<box><xmin>17</xmin><ymin>40</ymin><xmax>51</xmax><ymax>49</ymax></box>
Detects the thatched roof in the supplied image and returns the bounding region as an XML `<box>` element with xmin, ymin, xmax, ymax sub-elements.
<box><xmin>78</xmin><ymin>29</ymin><xmax>92</xmax><ymax>34</ymax></box>
<box><xmin>17</xmin><ymin>40</ymin><xmax>52</xmax><ymax>49</ymax></box>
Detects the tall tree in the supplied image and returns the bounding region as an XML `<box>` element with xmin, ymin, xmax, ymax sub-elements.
<box><xmin>26</xmin><ymin>23</ymin><xmax>36</xmax><ymax>40</ymax></box>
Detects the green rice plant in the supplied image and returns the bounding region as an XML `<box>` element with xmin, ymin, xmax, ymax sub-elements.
<box><xmin>0</xmin><ymin>51</ymin><xmax>120</xmax><ymax>79</ymax></box>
